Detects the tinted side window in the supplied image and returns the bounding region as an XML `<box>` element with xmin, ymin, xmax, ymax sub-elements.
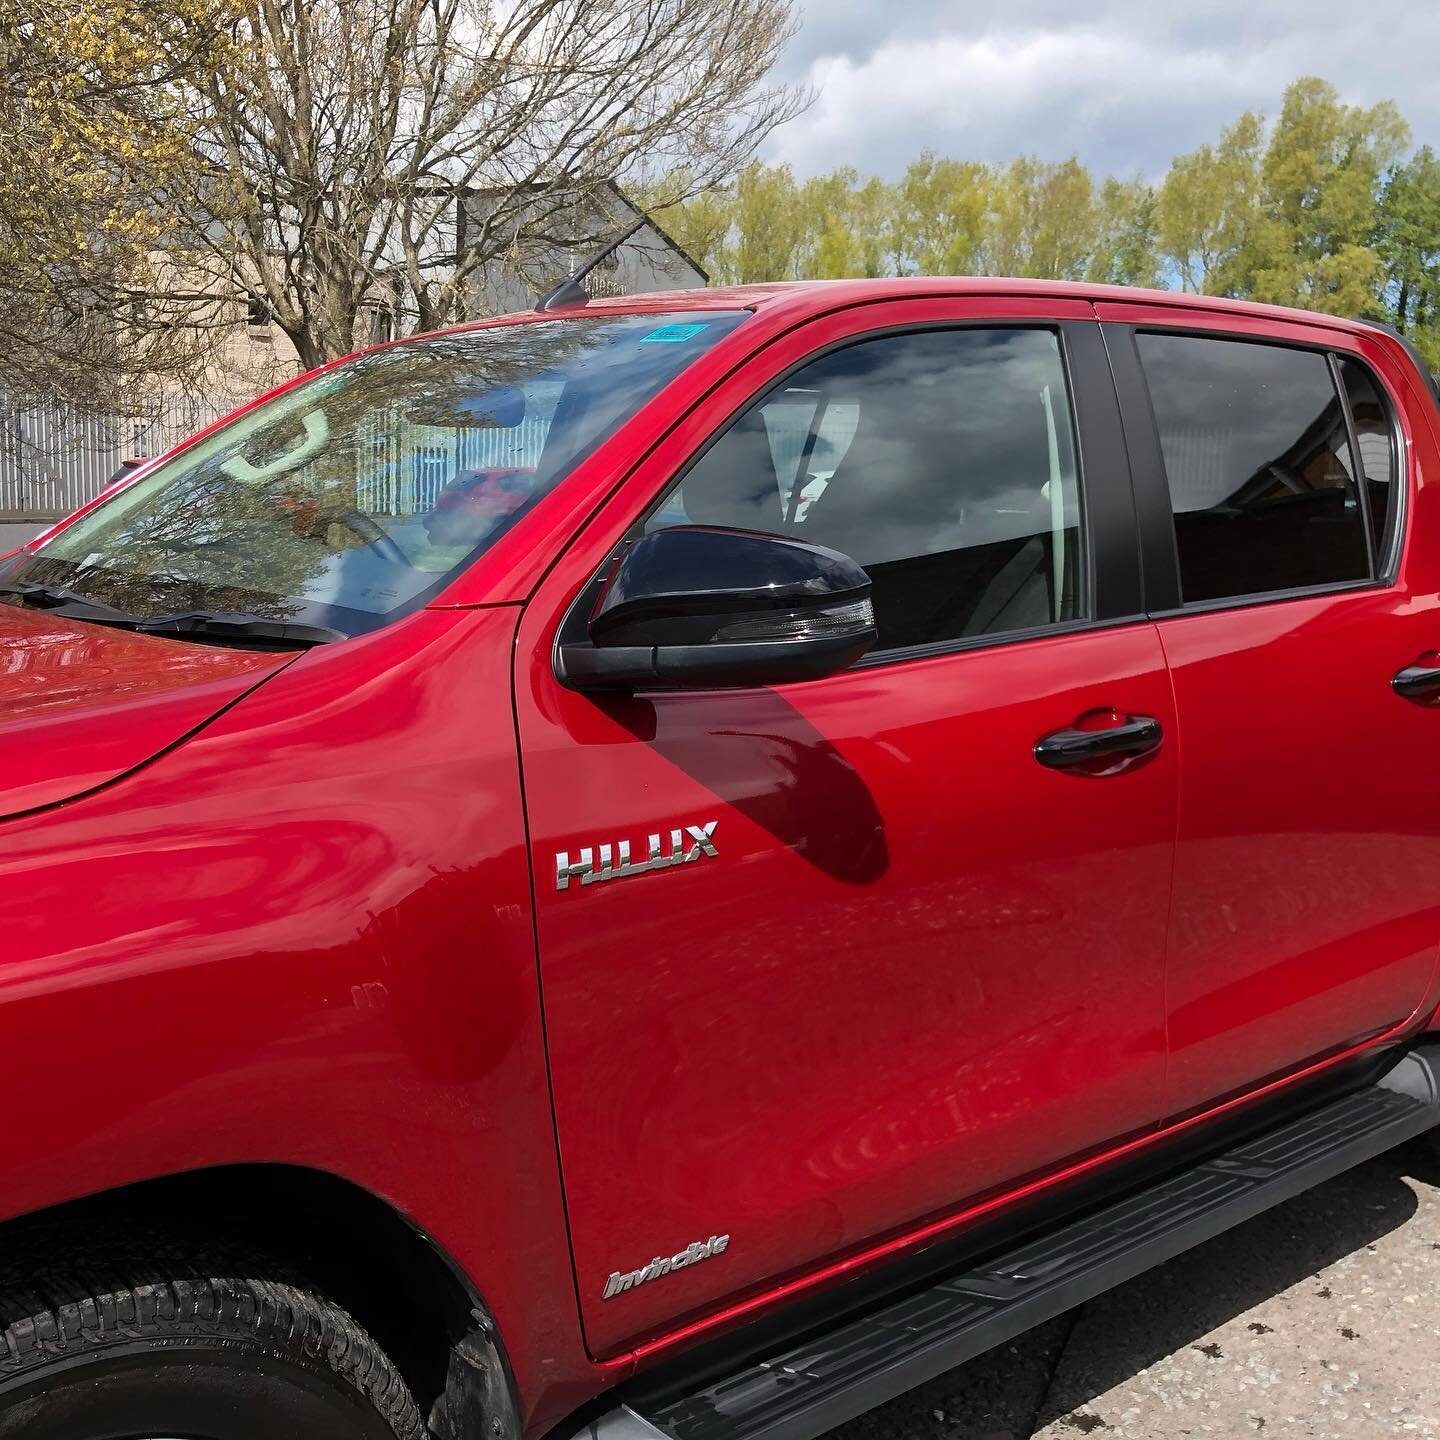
<box><xmin>1136</xmin><ymin>334</ymin><xmax>1370</xmax><ymax>604</ymax></box>
<box><xmin>1337</xmin><ymin>356</ymin><xmax>1399</xmax><ymax>564</ymax></box>
<box><xmin>647</xmin><ymin>328</ymin><xmax>1085</xmax><ymax>654</ymax></box>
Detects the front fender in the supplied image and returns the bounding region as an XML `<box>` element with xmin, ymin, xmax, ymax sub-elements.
<box><xmin>0</xmin><ymin>604</ymin><xmax>596</xmax><ymax>1433</ymax></box>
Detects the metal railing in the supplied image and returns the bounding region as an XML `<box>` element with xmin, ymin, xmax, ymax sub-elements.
<box><xmin>354</xmin><ymin>415</ymin><xmax>550</xmax><ymax>515</ymax></box>
<box><xmin>2</xmin><ymin>394</ymin><xmax>845</xmax><ymax>523</ymax></box>
<box><xmin>0</xmin><ymin>394</ymin><xmax>252</xmax><ymax>520</ymax></box>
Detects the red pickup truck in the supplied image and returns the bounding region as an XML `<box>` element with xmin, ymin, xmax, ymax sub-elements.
<box><xmin>3</xmin><ymin>278</ymin><xmax>1440</xmax><ymax>1440</ymax></box>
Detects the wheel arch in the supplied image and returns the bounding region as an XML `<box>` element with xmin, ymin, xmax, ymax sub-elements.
<box><xmin>0</xmin><ymin>1162</ymin><xmax>521</xmax><ymax>1440</ymax></box>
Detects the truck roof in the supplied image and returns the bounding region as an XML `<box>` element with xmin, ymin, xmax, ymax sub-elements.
<box><xmin>565</xmin><ymin>275</ymin><xmax>1385</xmax><ymax>340</ymax></box>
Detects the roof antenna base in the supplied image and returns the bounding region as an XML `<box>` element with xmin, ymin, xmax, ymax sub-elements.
<box><xmin>535</xmin><ymin>218</ymin><xmax>646</xmax><ymax>312</ymax></box>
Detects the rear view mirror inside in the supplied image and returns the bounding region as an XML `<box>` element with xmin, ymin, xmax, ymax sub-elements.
<box><xmin>411</xmin><ymin>387</ymin><xmax>526</xmax><ymax>429</ymax></box>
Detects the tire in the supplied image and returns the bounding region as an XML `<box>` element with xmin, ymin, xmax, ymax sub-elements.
<box><xmin>0</xmin><ymin>1232</ymin><xmax>429</xmax><ymax>1440</ymax></box>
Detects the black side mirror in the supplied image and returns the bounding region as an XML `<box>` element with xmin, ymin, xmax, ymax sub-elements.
<box><xmin>557</xmin><ymin>526</ymin><xmax>877</xmax><ymax>692</ymax></box>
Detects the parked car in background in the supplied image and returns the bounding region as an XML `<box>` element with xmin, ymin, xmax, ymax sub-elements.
<box><xmin>1</xmin><ymin>278</ymin><xmax>1440</xmax><ymax>1440</ymax></box>
<box><xmin>105</xmin><ymin>456</ymin><xmax>151</xmax><ymax>488</ymax></box>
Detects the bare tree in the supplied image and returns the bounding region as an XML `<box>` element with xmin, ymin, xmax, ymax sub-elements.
<box><xmin>166</xmin><ymin>0</ymin><xmax>805</xmax><ymax>369</ymax></box>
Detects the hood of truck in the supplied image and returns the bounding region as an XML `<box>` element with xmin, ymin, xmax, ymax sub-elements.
<box><xmin>0</xmin><ymin>604</ymin><xmax>298</xmax><ymax>819</ymax></box>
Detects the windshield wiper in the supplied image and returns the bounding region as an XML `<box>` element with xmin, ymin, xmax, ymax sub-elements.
<box><xmin>0</xmin><ymin>584</ymin><xmax>341</xmax><ymax>648</ymax></box>
<box><xmin>0</xmin><ymin>581</ymin><xmax>139</xmax><ymax>624</ymax></box>
<box><xmin>131</xmin><ymin>611</ymin><xmax>345</xmax><ymax>648</ymax></box>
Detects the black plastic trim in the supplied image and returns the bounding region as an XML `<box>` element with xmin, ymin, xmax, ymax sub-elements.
<box><xmin>608</xmin><ymin>1043</ymin><xmax>1440</xmax><ymax>1440</ymax></box>
<box><xmin>1062</xmin><ymin>319</ymin><xmax>1144</xmax><ymax>620</ymax></box>
<box><xmin>1098</xmin><ymin>323</ymin><xmax>1182</xmax><ymax>614</ymax></box>
<box><xmin>1034</xmin><ymin>713</ymin><xmax>1163</xmax><ymax>770</ymax></box>
<box><xmin>1144</xmin><ymin>577</ymin><xmax>1380</xmax><ymax>623</ymax></box>
<box><xmin>850</xmin><ymin>611</ymin><xmax>1151</xmax><ymax>672</ymax></box>
<box><xmin>596</xmin><ymin>1044</ymin><xmax>1392</xmax><ymax>1414</ymax></box>
<box><xmin>1392</xmin><ymin>662</ymin><xmax>1440</xmax><ymax>701</ymax></box>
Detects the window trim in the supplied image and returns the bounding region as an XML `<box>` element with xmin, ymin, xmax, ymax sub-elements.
<box><xmin>1103</xmin><ymin>321</ymin><xmax>1409</xmax><ymax>619</ymax></box>
<box><xmin>632</xmin><ymin>317</ymin><xmax>1144</xmax><ymax>671</ymax></box>
<box><xmin>1332</xmin><ymin>350</ymin><xmax>1407</xmax><ymax>584</ymax></box>
<box><xmin>1329</xmin><ymin>351</ymin><xmax>1379</xmax><ymax>578</ymax></box>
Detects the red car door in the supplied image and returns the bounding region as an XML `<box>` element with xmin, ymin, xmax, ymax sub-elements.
<box><xmin>1100</xmin><ymin>302</ymin><xmax>1440</xmax><ymax>1118</ymax></box>
<box><xmin>515</xmin><ymin>298</ymin><xmax>1178</xmax><ymax>1357</ymax></box>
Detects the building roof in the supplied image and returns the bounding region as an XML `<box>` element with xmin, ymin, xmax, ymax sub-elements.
<box><xmin>603</xmin><ymin>182</ymin><xmax>709</xmax><ymax>284</ymax></box>
<box><xmin>458</xmin><ymin>178</ymin><xmax>709</xmax><ymax>285</ymax></box>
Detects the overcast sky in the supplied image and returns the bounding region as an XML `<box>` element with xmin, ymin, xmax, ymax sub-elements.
<box><xmin>762</xmin><ymin>2</ymin><xmax>1440</xmax><ymax>181</ymax></box>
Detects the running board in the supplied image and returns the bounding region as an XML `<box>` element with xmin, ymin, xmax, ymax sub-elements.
<box><xmin>573</xmin><ymin>1045</ymin><xmax>1440</xmax><ymax>1440</ymax></box>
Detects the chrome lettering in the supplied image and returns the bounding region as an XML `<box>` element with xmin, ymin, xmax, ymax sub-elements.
<box><xmin>555</xmin><ymin>821</ymin><xmax>719</xmax><ymax>892</ymax></box>
<box><xmin>602</xmin><ymin>1234</ymin><xmax>731</xmax><ymax>1301</ymax></box>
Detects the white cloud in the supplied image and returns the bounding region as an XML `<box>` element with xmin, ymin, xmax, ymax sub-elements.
<box><xmin>763</xmin><ymin>3</ymin><xmax>1440</xmax><ymax>180</ymax></box>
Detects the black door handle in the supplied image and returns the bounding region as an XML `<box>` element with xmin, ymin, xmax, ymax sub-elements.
<box><xmin>1393</xmin><ymin>663</ymin><xmax>1440</xmax><ymax>701</ymax></box>
<box><xmin>1035</xmin><ymin>715</ymin><xmax>1163</xmax><ymax>771</ymax></box>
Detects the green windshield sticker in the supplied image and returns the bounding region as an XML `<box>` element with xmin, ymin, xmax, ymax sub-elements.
<box><xmin>640</xmin><ymin>323</ymin><xmax>710</xmax><ymax>343</ymax></box>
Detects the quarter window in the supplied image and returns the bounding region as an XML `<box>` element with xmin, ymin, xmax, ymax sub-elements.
<box><xmin>1136</xmin><ymin>333</ymin><xmax>1371</xmax><ymax>604</ymax></box>
<box><xmin>1337</xmin><ymin>356</ymin><xmax>1399</xmax><ymax>564</ymax></box>
<box><xmin>647</xmin><ymin>328</ymin><xmax>1086</xmax><ymax>654</ymax></box>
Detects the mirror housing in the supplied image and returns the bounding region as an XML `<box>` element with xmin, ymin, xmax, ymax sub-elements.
<box><xmin>557</xmin><ymin>526</ymin><xmax>877</xmax><ymax>692</ymax></box>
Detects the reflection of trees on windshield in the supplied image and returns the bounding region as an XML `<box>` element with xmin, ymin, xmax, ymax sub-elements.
<box><xmin>33</xmin><ymin>470</ymin><xmax>347</xmax><ymax>621</ymax></box>
<box><xmin>18</xmin><ymin>313</ymin><xmax>743</xmax><ymax>633</ymax></box>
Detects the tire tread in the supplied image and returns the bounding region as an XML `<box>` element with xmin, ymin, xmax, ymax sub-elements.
<box><xmin>0</xmin><ymin>1231</ymin><xmax>427</xmax><ymax>1440</ymax></box>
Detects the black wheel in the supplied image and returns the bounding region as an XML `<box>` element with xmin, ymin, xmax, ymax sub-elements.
<box><xmin>0</xmin><ymin>1234</ymin><xmax>428</xmax><ymax>1440</ymax></box>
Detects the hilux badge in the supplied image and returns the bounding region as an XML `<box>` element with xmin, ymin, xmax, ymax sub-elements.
<box><xmin>555</xmin><ymin>821</ymin><xmax>718</xmax><ymax>891</ymax></box>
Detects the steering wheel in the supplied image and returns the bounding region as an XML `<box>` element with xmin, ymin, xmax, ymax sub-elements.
<box><xmin>312</xmin><ymin>507</ymin><xmax>409</xmax><ymax>565</ymax></box>
<box><xmin>221</xmin><ymin>410</ymin><xmax>331</xmax><ymax>483</ymax></box>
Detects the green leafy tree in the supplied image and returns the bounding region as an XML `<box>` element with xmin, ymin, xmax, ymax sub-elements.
<box><xmin>1243</xmin><ymin>77</ymin><xmax>1409</xmax><ymax>313</ymax></box>
<box><xmin>534</xmin><ymin>73</ymin><xmax>1440</xmax><ymax>329</ymax></box>
<box><xmin>1375</xmin><ymin>146</ymin><xmax>1440</xmax><ymax>364</ymax></box>
<box><xmin>725</xmin><ymin>163</ymin><xmax>808</xmax><ymax>283</ymax></box>
<box><xmin>643</xmin><ymin>170</ymin><xmax>734</xmax><ymax>282</ymax></box>
<box><xmin>1087</xmin><ymin>177</ymin><xmax>1161</xmax><ymax>288</ymax></box>
<box><xmin>1157</xmin><ymin>112</ymin><xmax>1265</xmax><ymax>294</ymax></box>
<box><xmin>799</xmin><ymin>169</ymin><xmax>876</xmax><ymax>278</ymax></box>
<box><xmin>1</xmin><ymin>0</ymin><xmax>236</xmax><ymax>409</ymax></box>
<box><xmin>891</xmin><ymin>152</ymin><xmax>990</xmax><ymax>276</ymax></box>
<box><xmin>985</xmin><ymin>157</ymin><xmax>1098</xmax><ymax>280</ymax></box>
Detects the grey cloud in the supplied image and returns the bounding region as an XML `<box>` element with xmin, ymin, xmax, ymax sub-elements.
<box><xmin>764</xmin><ymin>1</ymin><xmax>1440</xmax><ymax>179</ymax></box>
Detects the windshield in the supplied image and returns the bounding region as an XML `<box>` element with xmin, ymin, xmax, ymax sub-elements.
<box><xmin>4</xmin><ymin>311</ymin><xmax>746</xmax><ymax>639</ymax></box>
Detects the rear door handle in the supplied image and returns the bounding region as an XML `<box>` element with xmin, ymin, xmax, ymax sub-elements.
<box><xmin>1393</xmin><ymin>663</ymin><xmax>1440</xmax><ymax>701</ymax></box>
<box><xmin>1034</xmin><ymin>714</ymin><xmax>1163</xmax><ymax>771</ymax></box>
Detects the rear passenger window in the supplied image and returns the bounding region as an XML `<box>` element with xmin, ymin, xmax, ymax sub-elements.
<box><xmin>1337</xmin><ymin>356</ymin><xmax>1399</xmax><ymax>565</ymax></box>
<box><xmin>648</xmin><ymin>328</ymin><xmax>1086</xmax><ymax>654</ymax></box>
<box><xmin>1136</xmin><ymin>334</ymin><xmax>1370</xmax><ymax>604</ymax></box>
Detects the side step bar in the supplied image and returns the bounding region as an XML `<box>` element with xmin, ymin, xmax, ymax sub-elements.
<box><xmin>574</xmin><ymin>1044</ymin><xmax>1440</xmax><ymax>1440</ymax></box>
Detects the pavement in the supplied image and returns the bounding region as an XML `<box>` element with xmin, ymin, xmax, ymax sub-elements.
<box><xmin>2</xmin><ymin>515</ymin><xmax>1438</xmax><ymax>1434</ymax></box>
<box><xmin>0</xmin><ymin>522</ymin><xmax>42</xmax><ymax>551</ymax></box>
